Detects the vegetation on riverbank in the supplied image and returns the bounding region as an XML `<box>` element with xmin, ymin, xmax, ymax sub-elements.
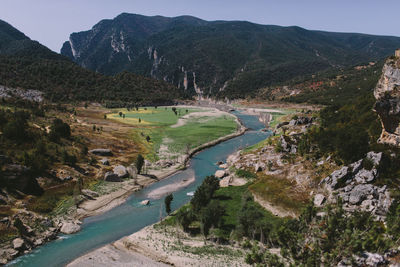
<box><xmin>109</xmin><ymin>107</ymin><xmax>237</xmax><ymax>161</ymax></box>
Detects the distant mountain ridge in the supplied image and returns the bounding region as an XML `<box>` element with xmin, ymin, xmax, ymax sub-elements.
<box><xmin>61</xmin><ymin>13</ymin><xmax>400</xmax><ymax>99</ymax></box>
<box><xmin>0</xmin><ymin>18</ymin><xmax>181</xmax><ymax>104</ymax></box>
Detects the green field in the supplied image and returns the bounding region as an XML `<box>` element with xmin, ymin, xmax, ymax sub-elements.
<box><xmin>109</xmin><ymin>107</ymin><xmax>238</xmax><ymax>161</ymax></box>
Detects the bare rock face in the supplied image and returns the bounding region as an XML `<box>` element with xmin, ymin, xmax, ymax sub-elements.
<box><xmin>374</xmin><ymin>54</ymin><xmax>400</xmax><ymax>146</ymax></box>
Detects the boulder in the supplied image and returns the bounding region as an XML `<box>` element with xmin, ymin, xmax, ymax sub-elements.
<box><xmin>12</xmin><ymin>238</ymin><xmax>25</xmax><ymax>250</ymax></box>
<box><xmin>349</xmin><ymin>159</ymin><xmax>363</xmax><ymax>174</ymax></box>
<box><xmin>104</xmin><ymin>172</ymin><xmax>121</xmax><ymax>182</ymax></box>
<box><xmin>363</xmin><ymin>252</ymin><xmax>386</xmax><ymax>266</ymax></box>
<box><xmin>349</xmin><ymin>184</ymin><xmax>375</xmax><ymax>205</ymax></box>
<box><xmin>314</xmin><ymin>194</ymin><xmax>326</xmax><ymax>207</ymax></box>
<box><xmin>89</xmin><ymin>149</ymin><xmax>113</xmax><ymax>156</ymax></box>
<box><xmin>354</xmin><ymin>168</ymin><xmax>377</xmax><ymax>184</ymax></box>
<box><xmin>60</xmin><ymin>222</ymin><xmax>81</xmax><ymax>234</ymax></box>
<box><xmin>81</xmin><ymin>189</ymin><xmax>99</xmax><ymax>199</ymax></box>
<box><xmin>113</xmin><ymin>165</ymin><xmax>128</xmax><ymax>178</ymax></box>
<box><xmin>140</xmin><ymin>200</ymin><xmax>150</xmax><ymax>205</ymax></box>
<box><xmin>127</xmin><ymin>165</ymin><xmax>137</xmax><ymax>178</ymax></box>
<box><xmin>100</xmin><ymin>158</ymin><xmax>109</xmax><ymax>165</ymax></box>
<box><xmin>215</xmin><ymin>170</ymin><xmax>226</xmax><ymax>178</ymax></box>
<box><xmin>322</xmin><ymin>166</ymin><xmax>350</xmax><ymax>190</ymax></box>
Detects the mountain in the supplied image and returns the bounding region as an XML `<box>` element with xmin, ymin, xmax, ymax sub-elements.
<box><xmin>61</xmin><ymin>13</ymin><xmax>400</xmax><ymax>99</ymax></box>
<box><xmin>0</xmin><ymin>19</ymin><xmax>181</xmax><ymax>104</ymax></box>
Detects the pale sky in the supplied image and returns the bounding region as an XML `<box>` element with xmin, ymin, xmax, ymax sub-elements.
<box><xmin>1</xmin><ymin>0</ymin><xmax>399</xmax><ymax>52</ymax></box>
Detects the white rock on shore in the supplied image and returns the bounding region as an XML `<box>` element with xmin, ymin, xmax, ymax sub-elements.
<box><xmin>60</xmin><ymin>222</ymin><xmax>81</xmax><ymax>234</ymax></box>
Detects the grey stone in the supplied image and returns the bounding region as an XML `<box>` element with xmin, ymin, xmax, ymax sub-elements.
<box><xmin>89</xmin><ymin>149</ymin><xmax>113</xmax><ymax>156</ymax></box>
<box><xmin>324</xmin><ymin>166</ymin><xmax>350</xmax><ymax>190</ymax></box>
<box><xmin>104</xmin><ymin>172</ymin><xmax>121</xmax><ymax>182</ymax></box>
<box><xmin>344</xmin><ymin>185</ymin><xmax>354</xmax><ymax>192</ymax></box>
<box><xmin>366</xmin><ymin>151</ymin><xmax>383</xmax><ymax>166</ymax></box>
<box><xmin>313</xmin><ymin>194</ymin><xmax>326</xmax><ymax>206</ymax></box>
<box><xmin>100</xmin><ymin>158</ymin><xmax>109</xmax><ymax>165</ymax></box>
<box><xmin>349</xmin><ymin>159</ymin><xmax>363</xmax><ymax>174</ymax></box>
<box><xmin>349</xmin><ymin>184</ymin><xmax>375</xmax><ymax>205</ymax></box>
<box><xmin>361</xmin><ymin>199</ymin><xmax>376</xmax><ymax>212</ymax></box>
<box><xmin>363</xmin><ymin>252</ymin><xmax>386</xmax><ymax>266</ymax></box>
<box><xmin>12</xmin><ymin>238</ymin><xmax>25</xmax><ymax>250</ymax></box>
<box><xmin>113</xmin><ymin>165</ymin><xmax>128</xmax><ymax>178</ymax></box>
<box><xmin>127</xmin><ymin>165</ymin><xmax>137</xmax><ymax>178</ymax></box>
<box><xmin>81</xmin><ymin>189</ymin><xmax>99</xmax><ymax>199</ymax></box>
<box><xmin>354</xmin><ymin>169</ymin><xmax>377</xmax><ymax>184</ymax></box>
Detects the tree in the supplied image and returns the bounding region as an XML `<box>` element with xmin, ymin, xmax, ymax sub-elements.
<box><xmin>138</xmin><ymin>118</ymin><xmax>141</xmax><ymax>123</ymax></box>
<box><xmin>200</xmin><ymin>200</ymin><xmax>224</xmax><ymax>239</ymax></box>
<box><xmin>146</xmin><ymin>135</ymin><xmax>151</xmax><ymax>142</ymax></box>
<box><xmin>165</xmin><ymin>194</ymin><xmax>174</xmax><ymax>214</ymax></box>
<box><xmin>176</xmin><ymin>206</ymin><xmax>194</xmax><ymax>232</ymax></box>
<box><xmin>135</xmin><ymin>154</ymin><xmax>145</xmax><ymax>174</ymax></box>
<box><xmin>191</xmin><ymin>176</ymin><xmax>220</xmax><ymax>212</ymax></box>
<box><xmin>119</xmin><ymin>111</ymin><xmax>123</xmax><ymax>117</ymax></box>
<box><xmin>49</xmin><ymin>118</ymin><xmax>71</xmax><ymax>142</ymax></box>
<box><xmin>104</xmin><ymin>114</ymin><xmax>107</xmax><ymax>119</ymax></box>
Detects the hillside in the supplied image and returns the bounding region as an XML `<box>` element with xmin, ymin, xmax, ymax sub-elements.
<box><xmin>61</xmin><ymin>13</ymin><xmax>400</xmax><ymax>99</ymax></box>
<box><xmin>0</xmin><ymin>19</ymin><xmax>181</xmax><ymax>104</ymax></box>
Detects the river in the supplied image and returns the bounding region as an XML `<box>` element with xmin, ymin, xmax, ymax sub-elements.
<box><xmin>9</xmin><ymin>111</ymin><xmax>271</xmax><ymax>267</ymax></box>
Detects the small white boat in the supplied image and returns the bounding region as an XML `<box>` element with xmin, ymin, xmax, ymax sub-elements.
<box><xmin>186</xmin><ymin>191</ymin><xmax>194</xmax><ymax>196</ymax></box>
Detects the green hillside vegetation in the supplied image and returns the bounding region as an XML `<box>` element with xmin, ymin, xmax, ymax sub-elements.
<box><xmin>109</xmin><ymin>107</ymin><xmax>237</xmax><ymax>161</ymax></box>
<box><xmin>61</xmin><ymin>13</ymin><xmax>400</xmax><ymax>98</ymax></box>
<box><xmin>0</xmin><ymin>19</ymin><xmax>182</xmax><ymax>104</ymax></box>
<box><xmin>163</xmin><ymin>176</ymin><xmax>400</xmax><ymax>266</ymax></box>
<box><xmin>282</xmin><ymin>61</ymin><xmax>384</xmax><ymax>105</ymax></box>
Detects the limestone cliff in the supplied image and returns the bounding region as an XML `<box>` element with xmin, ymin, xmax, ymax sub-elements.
<box><xmin>374</xmin><ymin>52</ymin><xmax>400</xmax><ymax>146</ymax></box>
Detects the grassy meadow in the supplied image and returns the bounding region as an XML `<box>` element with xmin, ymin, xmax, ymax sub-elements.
<box><xmin>109</xmin><ymin>107</ymin><xmax>238</xmax><ymax>161</ymax></box>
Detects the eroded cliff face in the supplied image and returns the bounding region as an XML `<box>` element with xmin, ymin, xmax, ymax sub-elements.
<box><xmin>374</xmin><ymin>55</ymin><xmax>400</xmax><ymax>146</ymax></box>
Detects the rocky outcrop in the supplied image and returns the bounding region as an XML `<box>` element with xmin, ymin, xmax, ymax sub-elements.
<box><xmin>0</xmin><ymin>85</ymin><xmax>44</xmax><ymax>102</ymax></box>
<box><xmin>320</xmin><ymin>152</ymin><xmax>392</xmax><ymax>220</ymax></box>
<box><xmin>279</xmin><ymin>135</ymin><xmax>297</xmax><ymax>154</ymax></box>
<box><xmin>374</xmin><ymin>53</ymin><xmax>400</xmax><ymax>146</ymax></box>
<box><xmin>1</xmin><ymin>164</ymin><xmax>43</xmax><ymax>195</ymax></box>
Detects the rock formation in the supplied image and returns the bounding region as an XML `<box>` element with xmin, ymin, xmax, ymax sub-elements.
<box><xmin>374</xmin><ymin>51</ymin><xmax>400</xmax><ymax>146</ymax></box>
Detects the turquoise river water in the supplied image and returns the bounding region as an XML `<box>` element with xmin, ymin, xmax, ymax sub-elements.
<box><xmin>9</xmin><ymin>111</ymin><xmax>271</xmax><ymax>267</ymax></box>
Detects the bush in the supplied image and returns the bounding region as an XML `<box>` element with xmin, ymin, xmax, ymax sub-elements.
<box><xmin>49</xmin><ymin>118</ymin><xmax>71</xmax><ymax>142</ymax></box>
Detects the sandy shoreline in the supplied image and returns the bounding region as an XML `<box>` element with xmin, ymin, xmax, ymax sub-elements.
<box><xmin>68</xmin><ymin>222</ymin><xmax>249</xmax><ymax>267</ymax></box>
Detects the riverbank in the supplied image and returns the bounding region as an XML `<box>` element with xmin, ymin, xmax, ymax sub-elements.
<box><xmin>1</xmin><ymin>106</ymin><xmax>246</xmax><ymax>265</ymax></box>
<box><xmin>72</xmin><ymin>108</ymin><xmax>246</xmax><ymax>221</ymax></box>
<box><xmin>67</xmin><ymin>223</ymin><xmax>249</xmax><ymax>267</ymax></box>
